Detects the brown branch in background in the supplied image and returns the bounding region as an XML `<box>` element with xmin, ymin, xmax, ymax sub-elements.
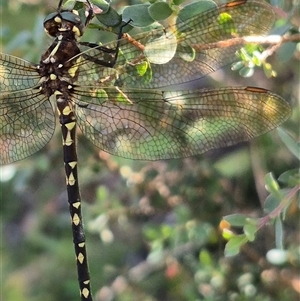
<box><xmin>192</xmin><ymin>33</ymin><xmax>300</xmax><ymax>53</ymax></box>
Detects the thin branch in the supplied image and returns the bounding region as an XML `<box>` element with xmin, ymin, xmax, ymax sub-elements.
<box><xmin>192</xmin><ymin>33</ymin><xmax>300</xmax><ymax>51</ymax></box>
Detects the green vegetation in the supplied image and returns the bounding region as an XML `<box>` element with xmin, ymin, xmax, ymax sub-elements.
<box><xmin>1</xmin><ymin>1</ymin><xmax>299</xmax><ymax>300</ymax></box>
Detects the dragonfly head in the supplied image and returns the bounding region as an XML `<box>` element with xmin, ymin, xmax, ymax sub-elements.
<box><xmin>44</xmin><ymin>10</ymin><xmax>84</xmax><ymax>39</ymax></box>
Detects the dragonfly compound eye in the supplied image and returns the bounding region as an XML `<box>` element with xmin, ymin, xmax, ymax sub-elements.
<box><xmin>44</xmin><ymin>10</ymin><xmax>84</xmax><ymax>38</ymax></box>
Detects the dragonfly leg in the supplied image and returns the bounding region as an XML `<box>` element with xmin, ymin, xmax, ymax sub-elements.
<box><xmin>79</xmin><ymin>20</ymin><xmax>132</xmax><ymax>67</ymax></box>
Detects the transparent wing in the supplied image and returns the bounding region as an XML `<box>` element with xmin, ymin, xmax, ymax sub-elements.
<box><xmin>74</xmin><ymin>86</ymin><xmax>291</xmax><ymax>160</ymax></box>
<box><xmin>76</xmin><ymin>0</ymin><xmax>275</xmax><ymax>89</ymax></box>
<box><xmin>0</xmin><ymin>53</ymin><xmax>40</xmax><ymax>92</ymax></box>
<box><xmin>0</xmin><ymin>87</ymin><xmax>56</xmax><ymax>165</ymax></box>
<box><xmin>0</xmin><ymin>53</ymin><xmax>56</xmax><ymax>164</ymax></box>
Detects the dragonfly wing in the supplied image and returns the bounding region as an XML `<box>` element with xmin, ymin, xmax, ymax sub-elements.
<box><xmin>74</xmin><ymin>86</ymin><xmax>291</xmax><ymax>160</ymax></box>
<box><xmin>0</xmin><ymin>53</ymin><xmax>54</xmax><ymax>164</ymax></box>
<box><xmin>0</xmin><ymin>53</ymin><xmax>40</xmax><ymax>92</ymax></box>
<box><xmin>76</xmin><ymin>1</ymin><xmax>275</xmax><ymax>89</ymax></box>
<box><xmin>0</xmin><ymin>90</ymin><xmax>56</xmax><ymax>164</ymax></box>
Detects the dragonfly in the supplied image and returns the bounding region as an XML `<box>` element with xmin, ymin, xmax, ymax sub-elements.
<box><xmin>0</xmin><ymin>0</ymin><xmax>292</xmax><ymax>300</ymax></box>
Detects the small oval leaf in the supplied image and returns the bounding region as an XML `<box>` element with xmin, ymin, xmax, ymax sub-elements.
<box><xmin>223</xmin><ymin>214</ymin><xmax>248</xmax><ymax>227</ymax></box>
<box><xmin>239</xmin><ymin>66</ymin><xmax>254</xmax><ymax>77</ymax></box>
<box><xmin>178</xmin><ymin>0</ymin><xmax>217</xmax><ymax>23</ymax></box>
<box><xmin>95</xmin><ymin>6</ymin><xmax>122</xmax><ymax>27</ymax></box>
<box><xmin>148</xmin><ymin>2</ymin><xmax>173</xmax><ymax>21</ymax></box>
<box><xmin>144</xmin><ymin>31</ymin><xmax>177</xmax><ymax>64</ymax></box>
<box><xmin>277</xmin><ymin>128</ymin><xmax>300</xmax><ymax>160</ymax></box>
<box><xmin>122</xmin><ymin>4</ymin><xmax>154</xmax><ymax>27</ymax></box>
<box><xmin>265</xmin><ymin>172</ymin><xmax>281</xmax><ymax>195</ymax></box>
<box><xmin>225</xmin><ymin>235</ymin><xmax>248</xmax><ymax>257</ymax></box>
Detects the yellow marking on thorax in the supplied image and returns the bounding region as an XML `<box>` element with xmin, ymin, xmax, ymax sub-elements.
<box><xmin>68</xmin><ymin>57</ymin><xmax>81</xmax><ymax>78</ymax></box>
<box><xmin>68</xmin><ymin>65</ymin><xmax>79</xmax><ymax>78</ymax></box>
<box><xmin>72</xmin><ymin>25</ymin><xmax>81</xmax><ymax>37</ymax></box>
<box><xmin>62</xmin><ymin>105</ymin><xmax>72</xmax><ymax>116</ymax></box>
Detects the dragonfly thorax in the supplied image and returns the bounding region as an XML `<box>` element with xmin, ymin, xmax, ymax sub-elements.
<box><xmin>44</xmin><ymin>10</ymin><xmax>84</xmax><ymax>39</ymax></box>
<box><xmin>38</xmin><ymin>11</ymin><xmax>82</xmax><ymax>99</ymax></box>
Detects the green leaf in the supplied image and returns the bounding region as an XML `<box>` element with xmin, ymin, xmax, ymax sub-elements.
<box><xmin>263</xmin><ymin>62</ymin><xmax>277</xmax><ymax>78</ymax></box>
<box><xmin>161</xmin><ymin>224</ymin><xmax>173</xmax><ymax>238</ymax></box>
<box><xmin>178</xmin><ymin>0</ymin><xmax>217</xmax><ymax>23</ymax></box>
<box><xmin>239</xmin><ymin>66</ymin><xmax>254</xmax><ymax>77</ymax></box>
<box><xmin>278</xmin><ymin>169</ymin><xmax>300</xmax><ymax>187</ymax></box>
<box><xmin>275</xmin><ymin>217</ymin><xmax>284</xmax><ymax>249</ymax></box>
<box><xmin>277</xmin><ymin>128</ymin><xmax>300</xmax><ymax>160</ymax></box>
<box><xmin>224</xmin><ymin>235</ymin><xmax>248</xmax><ymax>257</ymax></box>
<box><xmin>144</xmin><ymin>30</ymin><xmax>177</xmax><ymax>64</ymax></box>
<box><xmin>238</xmin><ymin>47</ymin><xmax>252</xmax><ymax>61</ymax></box>
<box><xmin>94</xmin><ymin>6</ymin><xmax>122</xmax><ymax>27</ymax></box>
<box><xmin>223</xmin><ymin>214</ymin><xmax>248</xmax><ymax>227</ymax></box>
<box><xmin>63</xmin><ymin>0</ymin><xmax>78</xmax><ymax>10</ymax></box>
<box><xmin>122</xmin><ymin>4</ymin><xmax>154</xmax><ymax>27</ymax></box>
<box><xmin>199</xmin><ymin>249</ymin><xmax>213</xmax><ymax>266</ymax></box>
<box><xmin>264</xmin><ymin>188</ymin><xmax>293</xmax><ymax>214</ymax></box>
<box><xmin>173</xmin><ymin>0</ymin><xmax>186</xmax><ymax>5</ymax></box>
<box><xmin>135</xmin><ymin>61</ymin><xmax>149</xmax><ymax>76</ymax></box>
<box><xmin>264</xmin><ymin>193</ymin><xmax>281</xmax><ymax>213</ymax></box>
<box><xmin>172</xmin><ymin>0</ymin><xmax>186</xmax><ymax>5</ymax></box>
<box><xmin>91</xmin><ymin>0</ymin><xmax>111</xmax><ymax>13</ymax></box>
<box><xmin>144</xmin><ymin>63</ymin><xmax>153</xmax><ymax>83</ymax></box>
<box><xmin>116</xmin><ymin>91</ymin><xmax>132</xmax><ymax>104</ymax></box>
<box><xmin>144</xmin><ymin>226</ymin><xmax>161</xmax><ymax>240</ymax></box>
<box><xmin>89</xmin><ymin>89</ymin><xmax>108</xmax><ymax>103</ymax></box>
<box><xmin>252</xmin><ymin>51</ymin><xmax>263</xmax><ymax>66</ymax></box>
<box><xmin>218</xmin><ymin>12</ymin><xmax>236</xmax><ymax>35</ymax></box>
<box><xmin>148</xmin><ymin>2</ymin><xmax>173</xmax><ymax>21</ymax></box>
<box><xmin>231</xmin><ymin>61</ymin><xmax>245</xmax><ymax>71</ymax></box>
<box><xmin>96</xmin><ymin>185</ymin><xmax>109</xmax><ymax>201</ymax></box>
<box><xmin>222</xmin><ymin>228</ymin><xmax>234</xmax><ymax>240</ymax></box>
<box><xmin>243</xmin><ymin>219</ymin><xmax>258</xmax><ymax>242</ymax></box>
<box><xmin>148</xmin><ymin>246</ymin><xmax>164</xmax><ymax>263</ymax></box>
<box><xmin>265</xmin><ymin>172</ymin><xmax>281</xmax><ymax>196</ymax></box>
<box><xmin>177</xmin><ymin>43</ymin><xmax>196</xmax><ymax>62</ymax></box>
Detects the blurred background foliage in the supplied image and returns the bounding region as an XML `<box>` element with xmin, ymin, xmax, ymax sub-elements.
<box><xmin>0</xmin><ymin>0</ymin><xmax>299</xmax><ymax>300</ymax></box>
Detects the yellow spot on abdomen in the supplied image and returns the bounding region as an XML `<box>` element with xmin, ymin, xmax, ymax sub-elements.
<box><xmin>77</xmin><ymin>252</ymin><xmax>85</xmax><ymax>264</ymax></box>
<box><xmin>72</xmin><ymin>213</ymin><xmax>80</xmax><ymax>225</ymax></box>
<box><xmin>68</xmin><ymin>172</ymin><xmax>76</xmax><ymax>185</ymax></box>
<box><xmin>82</xmin><ymin>288</ymin><xmax>90</xmax><ymax>298</ymax></box>
<box><xmin>63</xmin><ymin>122</ymin><xmax>76</xmax><ymax>146</ymax></box>
<box><xmin>72</xmin><ymin>201</ymin><xmax>81</xmax><ymax>209</ymax></box>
